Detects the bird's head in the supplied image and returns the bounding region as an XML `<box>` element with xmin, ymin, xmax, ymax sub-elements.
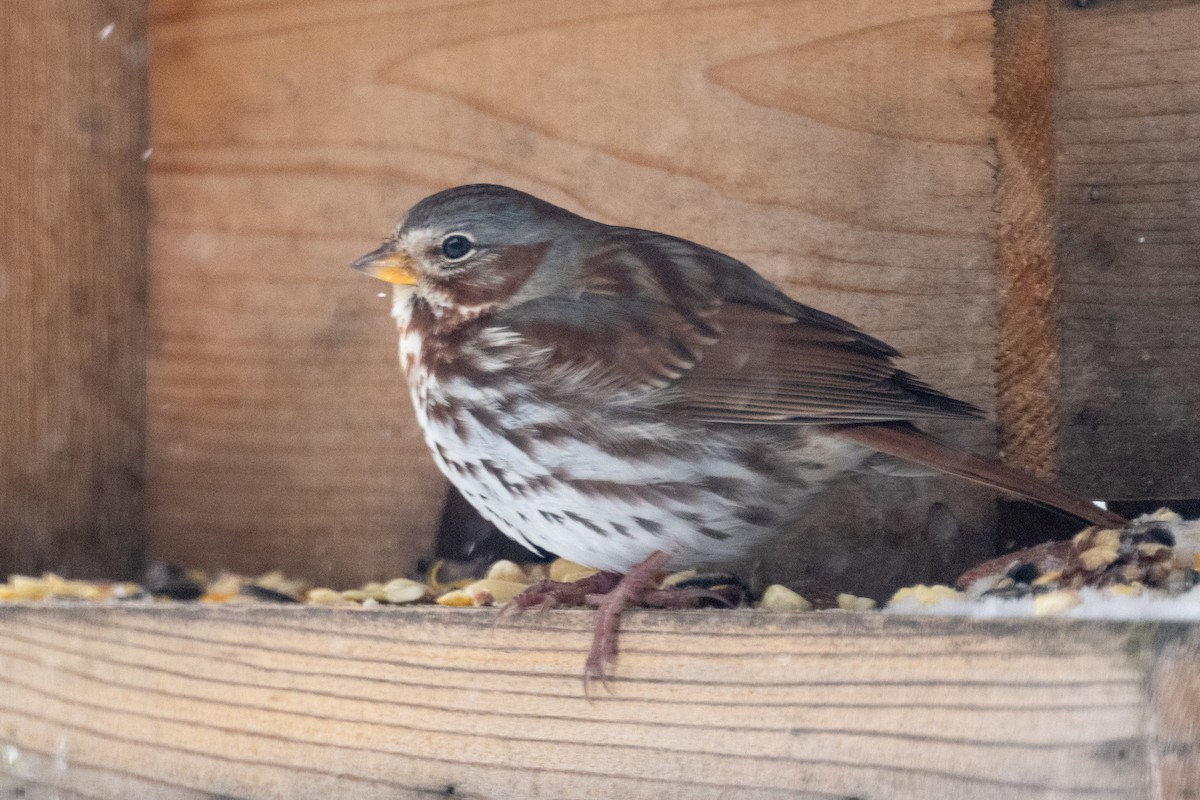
<box><xmin>353</xmin><ymin>184</ymin><xmax>586</xmax><ymax>325</ymax></box>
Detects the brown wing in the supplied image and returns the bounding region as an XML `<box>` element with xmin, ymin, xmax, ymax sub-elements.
<box><xmin>678</xmin><ymin>303</ymin><xmax>982</xmax><ymax>424</ymax></box>
<box><xmin>491</xmin><ymin>224</ymin><xmax>980</xmax><ymax>423</ymax></box>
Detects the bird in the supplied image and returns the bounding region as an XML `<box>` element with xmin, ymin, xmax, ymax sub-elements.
<box><xmin>353</xmin><ymin>183</ymin><xmax>1125</xmax><ymax>683</ymax></box>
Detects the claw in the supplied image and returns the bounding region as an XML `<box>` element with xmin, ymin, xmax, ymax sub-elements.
<box><xmin>502</xmin><ymin>551</ymin><xmax>728</xmax><ymax>693</ymax></box>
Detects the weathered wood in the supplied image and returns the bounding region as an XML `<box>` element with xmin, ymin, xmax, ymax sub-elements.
<box><xmin>0</xmin><ymin>605</ymin><xmax>1190</xmax><ymax>799</ymax></box>
<box><xmin>1056</xmin><ymin>0</ymin><xmax>1200</xmax><ymax>499</ymax></box>
<box><xmin>146</xmin><ymin>0</ymin><xmax>1001</xmax><ymax>589</ymax></box>
<box><xmin>1150</xmin><ymin>631</ymin><xmax>1200</xmax><ymax>799</ymax></box>
<box><xmin>992</xmin><ymin>0</ymin><xmax>1063</xmax><ymax>480</ymax></box>
<box><xmin>0</xmin><ymin>2</ymin><xmax>148</xmax><ymax>578</ymax></box>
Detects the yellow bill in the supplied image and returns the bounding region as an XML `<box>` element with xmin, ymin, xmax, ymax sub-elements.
<box><xmin>351</xmin><ymin>244</ymin><xmax>418</xmax><ymax>285</ymax></box>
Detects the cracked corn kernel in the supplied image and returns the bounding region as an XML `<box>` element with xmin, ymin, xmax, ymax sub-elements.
<box><xmin>306</xmin><ymin>587</ymin><xmax>354</xmax><ymax>606</ymax></box>
<box><xmin>8</xmin><ymin>575</ymin><xmax>51</xmax><ymax>600</ymax></box>
<box><xmin>435</xmin><ymin>588</ymin><xmax>474</xmax><ymax>607</ymax></box>
<box><xmin>1034</xmin><ymin>590</ymin><xmax>1082</xmax><ymax>616</ymax></box>
<box><xmin>1074</xmin><ymin>528</ymin><xmax>1122</xmax><ymax>571</ymax></box>
<box><xmin>1149</xmin><ymin>508</ymin><xmax>1182</xmax><ymax>523</ymax></box>
<box><xmin>1077</xmin><ymin>545</ymin><xmax>1119</xmax><ymax>571</ymax></box>
<box><xmin>836</xmin><ymin>593</ymin><xmax>876</xmax><ymax>611</ymax></box>
<box><xmin>462</xmin><ymin>579</ymin><xmax>527</xmax><ymax>605</ymax></box>
<box><xmin>381</xmin><ymin>579</ymin><xmax>429</xmax><ymax>604</ymax></box>
<box><xmin>758</xmin><ymin>584</ymin><xmax>813</xmax><ymax>611</ymax></box>
<box><xmin>889</xmin><ymin>584</ymin><xmax>962</xmax><ymax>607</ymax></box>
<box><xmin>549</xmin><ymin>559</ymin><xmax>599</xmax><ymax>583</ymax></box>
<box><xmin>1032</xmin><ymin>570</ymin><xmax>1063</xmax><ymax>587</ymax></box>
<box><xmin>485</xmin><ymin>560</ymin><xmax>528</xmax><ymax>584</ymax></box>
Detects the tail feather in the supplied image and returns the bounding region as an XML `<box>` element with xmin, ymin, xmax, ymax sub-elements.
<box><xmin>834</xmin><ymin>423</ymin><xmax>1128</xmax><ymax>529</ymax></box>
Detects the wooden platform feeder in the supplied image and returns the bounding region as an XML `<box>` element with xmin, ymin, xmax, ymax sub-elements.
<box><xmin>2</xmin><ymin>1</ymin><xmax>1197</xmax><ymax>797</ymax></box>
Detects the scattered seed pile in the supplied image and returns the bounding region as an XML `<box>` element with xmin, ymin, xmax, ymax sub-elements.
<box><xmin>3</xmin><ymin>510</ymin><xmax>1196</xmax><ymax>618</ymax></box>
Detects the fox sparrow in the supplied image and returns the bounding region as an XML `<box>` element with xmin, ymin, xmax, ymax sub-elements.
<box><xmin>354</xmin><ymin>184</ymin><xmax>1124</xmax><ymax>682</ymax></box>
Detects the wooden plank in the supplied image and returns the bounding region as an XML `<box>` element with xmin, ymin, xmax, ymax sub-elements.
<box><xmin>0</xmin><ymin>605</ymin><xmax>1188</xmax><ymax>799</ymax></box>
<box><xmin>146</xmin><ymin>0</ymin><xmax>1002</xmax><ymax>590</ymax></box>
<box><xmin>0</xmin><ymin>2</ymin><xmax>148</xmax><ymax>578</ymax></box>
<box><xmin>1056</xmin><ymin>0</ymin><xmax>1200</xmax><ymax>499</ymax></box>
<box><xmin>1150</xmin><ymin>631</ymin><xmax>1200</xmax><ymax>799</ymax></box>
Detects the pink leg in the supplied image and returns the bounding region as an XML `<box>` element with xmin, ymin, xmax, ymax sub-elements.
<box><xmin>581</xmin><ymin>550</ymin><xmax>672</xmax><ymax>692</ymax></box>
<box><xmin>504</xmin><ymin>551</ymin><xmax>737</xmax><ymax>694</ymax></box>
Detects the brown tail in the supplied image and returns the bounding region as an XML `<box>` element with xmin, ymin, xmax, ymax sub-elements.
<box><xmin>834</xmin><ymin>423</ymin><xmax>1128</xmax><ymax>528</ymax></box>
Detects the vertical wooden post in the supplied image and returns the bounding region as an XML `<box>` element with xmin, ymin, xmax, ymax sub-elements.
<box><xmin>992</xmin><ymin>0</ymin><xmax>1063</xmax><ymax>481</ymax></box>
<box><xmin>0</xmin><ymin>2</ymin><xmax>148</xmax><ymax>578</ymax></box>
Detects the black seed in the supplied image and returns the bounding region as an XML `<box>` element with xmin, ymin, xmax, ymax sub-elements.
<box><xmin>1143</xmin><ymin>526</ymin><xmax>1176</xmax><ymax>547</ymax></box>
<box><xmin>1006</xmin><ymin>562</ymin><xmax>1039</xmax><ymax>584</ymax></box>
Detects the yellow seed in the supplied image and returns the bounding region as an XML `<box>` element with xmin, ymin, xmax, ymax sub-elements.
<box><xmin>255</xmin><ymin>570</ymin><xmax>291</xmax><ymax>591</ymax></box>
<box><xmin>435</xmin><ymin>589</ymin><xmax>474</xmax><ymax>607</ymax></box>
<box><xmin>1135</xmin><ymin>542</ymin><xmax>1170</xmax><ymax>558</ymax></box>
<box><xmin>549</xmin><ymin>559</ymin><xmax>599</xmax><ymax>583</ymax></box>
<box><xmin>340</xmin><ymin>589</ymin><xmax>375</xmax><ymax>602</ymax></box>
<box><xmin>486</xmin><ymin>560</ymin><xmax>528</xmax><ymax>583</ymax></box>
<box><xmin>1078</xmin><ymin>543</ymin><xmax>1120</xmax><ymax>571</ymax></box>
<box><xmin>661</xmin><ymin>569</ymin><xmax>698</xmax><ymax>588</ymax></box>
<box><xmin>1032</xmin><ymin>570</ymin><xmax>1063</xmax><ymax>586</ymax></box>
<box><xmin>42</xmin><ymin>573</ymin><xmax>68</xmax><ymax>594</ymax></box>
<box><xmin>110</xmin><ymin>582</ymin><xmax>142</xmax><ymax>600</ymax></box>
<box><xmin>837</xmin><ymin>593</ymin><xmax>876</xmax><ymax>612</ymax></box>
<box><xmin>1034</xmin><ymin>590</ymin><xmax>1082</xmax><ymax>616</ymax></box>
<box><xmin>255</xmin><ymin>570</ymin><xmax>309</xmax><ymax>596</ymax></box>
<box><xmin>463</xmin><ymin>579</ymin><xmax>527</xmax><ymax>605</ymax></box>
<box><xmin>307</xmin><ymin>587</ymin><xmax>353</xmax><ymax>606</ymax></box>
<box><xmin>1108</xmin><ymin>583</ymin><xmax>1144</xmax><ymax>597</ymax></box>
<box><xmin>382</xmin><ymin>578</ymin><xmax>429</xmax><ymax>604</ymax></box>
<box><xmin>207</xmin><ymin>573</ymin><xmax>244</xmax><ymax>596</ymax></box>
<box><xmin>758</xmin><ymin>584</ymin><xmax>813</xmax><ymax>611</ymax></box>
<box><xmin>59</xmin><ymin>581</ymin><xmax>104</xmax><ymax>600</ymax></box>
<box><xmin>8</xmin><ymin>575</ymin><xmax>50</xmax><ymax>600</ymax></box>
<box><xmin>889</xmin><ymin>584</ymin><xmax>962</xmax><ymax>607</ymax></box>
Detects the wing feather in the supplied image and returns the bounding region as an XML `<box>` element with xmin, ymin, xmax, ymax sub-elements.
<box><xmin>488</xmin><ymin>226</ymin><xmax>981</xmax><ymax>424</ymax></box>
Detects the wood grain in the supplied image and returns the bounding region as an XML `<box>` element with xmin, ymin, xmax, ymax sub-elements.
<box><xmin>1150</xmin><ymin>633</ymin><xmax>1200</xmax><ymax>800</ymax></box>
<box><xmin>992</xmin><ymin>0</ymin><xmax>1063</xmax><ymax>480</ymax></box>
<box><xmin>0</xmin><ymin>1</ymin><xmax>148</xmax><ymax>579</ymax></box>
<box><xmin>0</xmin><ymin>604</ymin><xmax>1188</xmax><ymax>799</ymax></box>
<box><xmin>1056</xmin><ymin>0</ymin><xmax>1200</xmax><ymax>499</ymax></box>
<box><xmin>146</xmin><ymin>0</ymin><xmax>1002</xmax><ymax>589</ymax></box>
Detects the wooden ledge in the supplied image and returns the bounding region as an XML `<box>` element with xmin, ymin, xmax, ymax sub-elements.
<box><xmin>1</xmin><ymin>604</ymin><xmax>1196</xmax><ymax>799</ymax></box>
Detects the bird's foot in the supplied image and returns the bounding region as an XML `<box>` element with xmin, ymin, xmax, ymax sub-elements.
<box><xmin>507</xmin><ymin>570</ymin><xmax>622</xmax><ymax>612</ymax></box>
<box><xmin>505</xmin><ymin>551</ymin><xmax>740</xmax><ymax>694</ymax></box>
<box><xmin>579</xmin><ymin>553</ymin><xmax>742</xmax><ymax>693</ymax></box>
<box><xmin>577</xmin><ymin>550</ymin><xmax>672</xmax><ymax>694</ymax></box>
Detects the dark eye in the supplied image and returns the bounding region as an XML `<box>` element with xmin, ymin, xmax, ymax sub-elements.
<box><xmin>441</xmin><ymin>235</ymin><xmax>473</xmax><ymax>261</ymax></box>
